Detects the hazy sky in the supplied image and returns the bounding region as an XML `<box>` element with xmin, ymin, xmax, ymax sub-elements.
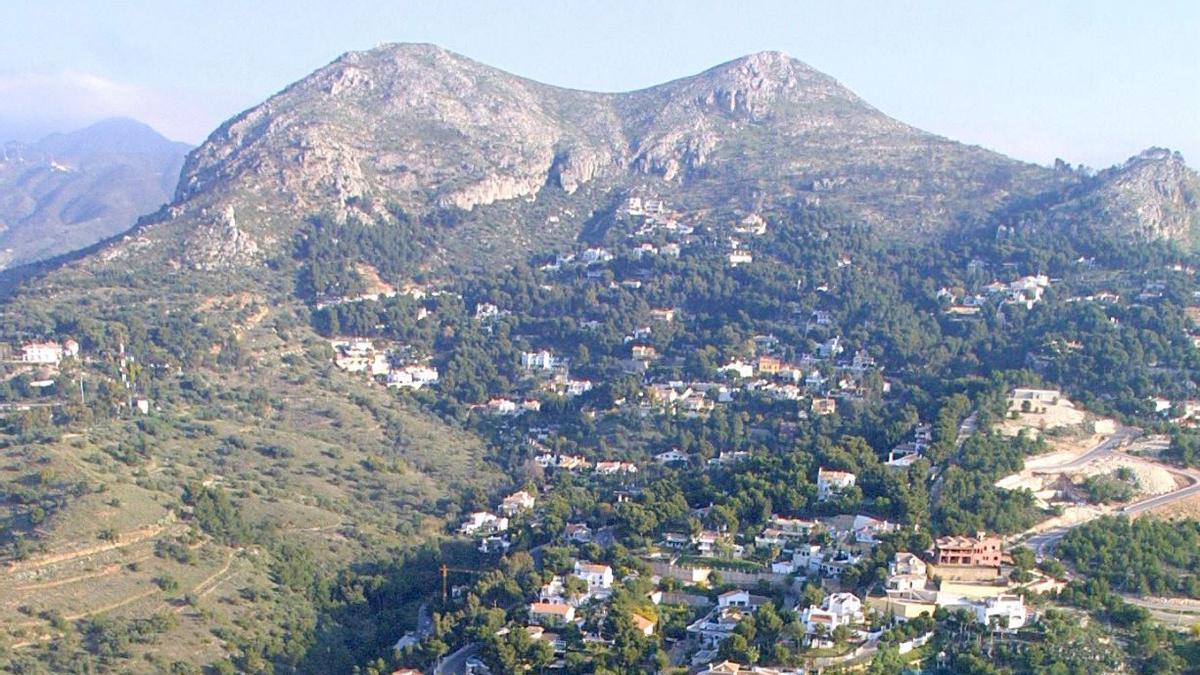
<box><xmin>1</xmin><ymin>1</ymin><xmax>1196</xmax><ymax>168</ymax></box>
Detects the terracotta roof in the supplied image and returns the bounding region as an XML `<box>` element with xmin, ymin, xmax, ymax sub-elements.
<box><xmin>530</xmin><ymin>602</ymin><xmax>572</xmax><ymax>616</ymax></box>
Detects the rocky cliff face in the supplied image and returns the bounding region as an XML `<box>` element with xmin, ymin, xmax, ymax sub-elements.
<box><xmin>1049</xmin><ymin>149</ymin><xmax>1200</xmax><ymax>241</ymax></box>
<box><xmin>52</xmin><ymin>44</ymin><xmax>1200</xmax><ymax>275</ymax></box>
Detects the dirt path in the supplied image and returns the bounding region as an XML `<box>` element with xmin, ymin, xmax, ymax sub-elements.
<box><xmin>187</xmin><ymin>550</ymin><xmax>237</xmax><ymax>602</ymax></box>
<box><xmin>3</xmin><ymin>517</ymin><xmax>175</xmax><ymax>577</ymax></box>
<box><xmin>12</xmin><ymin>554</ymin><xmax>151</xmax><ymax>591</ymax></box>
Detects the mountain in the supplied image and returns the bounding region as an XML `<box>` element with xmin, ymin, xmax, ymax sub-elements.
<box><xmin>49</xmin><ymin>44</ymin><xmax>1184</xmax><ymax>284</ymax></box>
<box><xmin>0</xmin><ymin>118</ymin><xmax>190</xmax><ymax>269</ymax></box>
<box><xmin>2</xmin><ymin>44</ymin><xmax>1195</xmax><ymax>295</ymax></box>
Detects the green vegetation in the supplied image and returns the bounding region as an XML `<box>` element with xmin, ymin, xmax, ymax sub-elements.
<box><xmin>1058</xmin><ymin>517</ymin><xmax>1200</xmax><ymax>598</ymax></box>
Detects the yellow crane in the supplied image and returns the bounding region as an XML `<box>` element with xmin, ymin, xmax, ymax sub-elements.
<box><xmin>440</xmin><ymin>564</ymin><xmax>484</xmax><ymax>603</ymax></box>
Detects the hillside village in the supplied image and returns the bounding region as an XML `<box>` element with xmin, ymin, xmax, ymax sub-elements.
<box><xmin>5</xmin><ymin>190</ymin><xmax>1200</xmax><ymax>674</ymax></box>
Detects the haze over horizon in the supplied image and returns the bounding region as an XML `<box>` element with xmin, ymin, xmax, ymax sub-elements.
<box><xmin>0</xmin><ymin>1</ymin><xmax>1197</xmax><ymax>169</ymax></box>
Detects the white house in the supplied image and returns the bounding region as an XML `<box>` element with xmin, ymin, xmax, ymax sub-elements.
<box><xmin>728</xmin><ymin>250</ymin><xmax>754</xmax><ymax>266</ymax></box>
<box><xmin>565</xmin><ymin>379</ymin><xmax>593</xmax><ymax>396</ymax></box>
<box><xmin>573</xmin><ymin>562</ymin><xmax>614</xmax><ymax>594</ymax></box>
<box><xmin>631</xmin><ymin>613</ymin><xmax>656</xmax><ymax>637</ymax></box>
<box><xmin>722</xmin><ymin>360</ymin><xmax>756</xmax><ymax>379</ymax></box>
<box><xmin>387</xmin><ymin>365</ymin><xmax>439</xmax><ymax>389</ymax></box>
<box><xmin>687</xmin><ymin>606</ymin><xmax>751</xmax><ymax>647</ymax></box>
<box><xmin>890</xmin><ymin>552</ymin><xmax>927</xmax><ymax>577</ymax></box>
<box><xmin>974</xmin><ymin>594</ymin><xmax>1027</xmax><ymax>630</ymax></box>
<box><xmin>655</xmin><ymin>449</ymin><xmax>690</xmax><ymax>465</ymax></box>
<box><xmin>529</xmin><ymin>602</ymin><xmax>576</xmax><ymax>625</ymax></box>
<box><xmin>501</xmin><ymin>490</ymin><xmax>536</xmax><ymax>515</ymax></box>
<box><xmin>887</xmin><ymin>552</ymin><xmax>929</xmax><ymax>592</ymax></box>
<box><xmin>521</xmin><ymin>349</ymin><xmax>562</xmax><ymax>372</ymax></box>
<box><xmin>802</xmin><ymin>592</ymin><xmax>864</xmax><ymax>635</ymax></box>
<box><xmin>563</xmin><ymin>523</ymin><xmax>592</xmax><ymax>543</ymax></box>
<box><xmin>459</xmin><ymin>511</ymin><xmax>509</xmax><ymax>536</ymax></box>
<box><xmin>21</xmin><ymin>341</ymin><xmax>66</xmax><ymax>365</ymax></box>
<box><xmin>595</xmin><ymin>461</ymin><xmax>638</xmax><ymax>475</ymax></box>
<box><xmin>816</xmin><ymin>468</ymin><xmax>857</xmax><ymax>501</ymax></box>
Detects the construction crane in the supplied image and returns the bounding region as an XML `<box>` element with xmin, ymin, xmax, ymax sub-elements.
<box><xmin>440</xmin><ymin>564</ymin><xmax>484</xmax><ymax>603</ymax></box>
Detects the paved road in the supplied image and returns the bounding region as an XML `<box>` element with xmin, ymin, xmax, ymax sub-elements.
<box><xmin>434</xmin><ymin>643</ymin><xmax>480</xmax><ymax>675</ymax></box>
<box><xmin>416</xmin><ymin>601</ymin><xmax>433</xmax><ymax>638</ymax></box>
<box><xmin>1121</xmin><ymin>465</ymin><xmax>1200</xmax><ymax>514</ymax></box>
<box><xmin>1020</xmin><ymin>428</ymin><xmax>1198</xmax><ymax>560</ymax></box>
<box><xmin>1025</xmin><ymin>526</ymin><xmax>1070</xmax><ymax>560</ymax></box>
<box><xmin>1043</xmin><ymin>426</ymin><xmax>1139</xmax><ymax>471</ymax></box>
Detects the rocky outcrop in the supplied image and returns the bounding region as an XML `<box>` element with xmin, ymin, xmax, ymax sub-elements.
<box><xmin>182</xmin><ymin>205</ymin><xmax>261</xmax><ymax>270</ymax></box>
<box><xmin>1048</xmin><ymin>148</ymin><xmax>1200</xmax><ymax>242</ymax></box>
<box><xmin>91</xmin><ymin>44</ymin><xmax>1197</xmax><ymax>273</ymax></box>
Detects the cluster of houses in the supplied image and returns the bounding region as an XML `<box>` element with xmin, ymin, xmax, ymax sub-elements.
<box><xmin>532</xmin><ymin>452</ymin><xmax>638</xmax><ymax>476</ymax></box>
<box><xmin>876</xmin><ymin>534</ymin><xmax>1031</xmax><ymax>630</ymax></box>
<box><xmin>524</xmin><ymin>559</ymin><xmax>657</xmax><ymax>663</ymax></box>
<box><xmin>938</xmin><ymin>273</ymin><xmax>1052</xmax><ymax>315</ymax></box>
<box><xmin>329</xmin><ymin>338</ymin><xmax>438</xmax><ymax>390</ymax></box>
<box><xmin>448</xmin><ymin>460</ymin><xmax>1036</xmax><ymax>672</ymax></box>
<box><xmin>458</xmin><ymin>489</ymin><xmax>539</xmax><ymax>553</ymax></box>
<box><xmin>629</xmin><ymin>343</ymin><xmax>884</xmax><ymax>420</ymax></box>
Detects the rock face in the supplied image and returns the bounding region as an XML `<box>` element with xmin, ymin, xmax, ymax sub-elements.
<box><xmin>0</xmin><ymin>119</ymin><xmax>190</xmax><ymax>269</ymax></box>
<box><xmin>73</xmin><ymin>44</ymin><xmax>1200</xmax><ymax>273</ymax></box>
<box><xmin>1050</xmin><ymin>149</ymin><xmax>1200</xmax><ymax>241</ymax></box>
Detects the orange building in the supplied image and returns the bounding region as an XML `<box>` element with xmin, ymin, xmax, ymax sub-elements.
<box><xmin>934</xmin><ymin>534</ymin><xmax>1002</xmax><ymax>567</ymax></box>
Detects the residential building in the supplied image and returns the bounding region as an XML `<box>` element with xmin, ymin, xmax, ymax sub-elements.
<box><xmin>529</xmin><ymin>602</ymin><xmax>576</xmax><ymax>625</ymax></box>
<box><xmin>20</xmin><ymin>341</ymin><xmax>67</xmax><ymax>365</ymax></box>
<box><xmin>802</xmin><ymin>592</ymin><xmax>864</xmax><ymax>636</ymax></box>
<box><xmin>974</xmin><ymin>594</ymin><xmax>1027</xmax><ymax>629</ymax></box>
<box><xmin>811</xmin><ymin>397</ymin><xmax>837</xmax><ymax>416</ymax></box>
<box><xmin>816</xmin><ymin>468</ymin><xmax>857</xmax><ymax>501</ymax></box>
<box><xmin>655</xmin><ymin>449</ymin><xmax>690</xmax><ymax>465</ymax></box>
<box><xmin>595</xmin><ymin>460</ymin><xmax>638</xmax><ymax>475</ymax></box>
<box><xmin>728</xmin><ymin>250</ymin><xmax>754</xmax><ymax>266</ymax></box>
<box><xmin>934</xmin><ymin>534</ymin><xmax>1002</xmax><ymax>567</ymax></box>
<box><xmin>631</xmin><ymin>613</ymin><xmax>655</xmax><ymax>636</ymax></box>
<box><xmin>563</xmin><ymin>523</ymin><xmax>592</xmax><ymax>543</ymax></box>
<box><xmin>387</xmin><ymin>365</ymin><xmax>439</xmax><ymax>389</ymax></box>
<box><xmin>500</xmin><ymin>490</ymin><xmax>536</xmax><ymax>515</ymax></box>
<box><xmin>687</xmin><ymin>606</ymin><xmax>751</xmax><ymax>646</ymax></box>
<box><xmin>459</xmin><ymin>511</ymin><xmax>509</xmax><ymax>536</ymax></box>
<box><xmin>521</xmin><ymin>350</ymin><xmax>562</xmax><ymax>372</ymax></box>
<box><xmin>572</xmin><ymin>562</ymin><xmax>614</xmax><ymax>594</ymax></box>
<box><xmin>722</xmin><ymin>360</ymin><xmax>755</xmax><ymax>379</ymax></box>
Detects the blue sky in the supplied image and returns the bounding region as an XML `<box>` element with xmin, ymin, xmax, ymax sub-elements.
<box><xmin>1</xmin><ymin>1</ymin><xmax>1196</xmax><ymax>168</ymax></box>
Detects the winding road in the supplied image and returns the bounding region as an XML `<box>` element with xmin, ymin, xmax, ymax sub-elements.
<box><xmin>1021</xmin><ymin>428</ymin><xmax>1200</xmax><ymax>559</ymax></box>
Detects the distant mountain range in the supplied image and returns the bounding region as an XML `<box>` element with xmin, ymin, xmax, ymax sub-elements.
<box><xmin>10</xmin><ymin>44</ymin><xmax>1200</xmax><ymax>286</ymax></box>
<box><xmin>0</xmin><ymin>118</ymin><xmax>190</xmax><ymax>269</ymax></box>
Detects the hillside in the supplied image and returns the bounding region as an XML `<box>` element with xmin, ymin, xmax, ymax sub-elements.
<box><xmin>0</xmin><ymin>119</ymin><xmax>190</xmax><ymax>270</ymax></box>
<box><xmin>14</xmin><ymin>44</ymin><xmax>1185</xmax><ymax>295</ymax></box>
<box><xmin>2</xmin><ymin>44</ymin><xmax>1200</xmax><ymax>673</ymax></box>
